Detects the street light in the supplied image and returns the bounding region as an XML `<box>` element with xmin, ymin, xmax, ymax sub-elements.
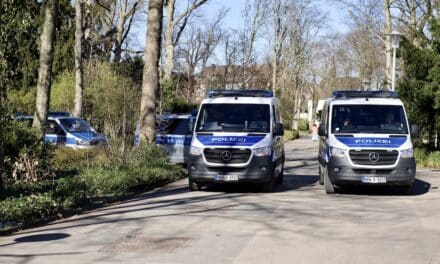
<box><xmin>384</xmin><ymin>31</ymin><xmax>404</xmax><ymax>91</ymax></box>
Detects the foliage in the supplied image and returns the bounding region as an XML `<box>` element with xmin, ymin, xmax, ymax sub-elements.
<box><xmin>399</xmin><ymin>18</ymin><xmax>440</xmax><ymax>149</ymax></box>
<box><xmin>415</xmin><ymin>148</ymin><xmax>440</xmax><ymax>169</ymax></box>
<box><xmin>284</xmin><ymin>129</ymin><xmax>299</xmax><ymax>141</ymax></box>
<box><xmin>0</xmin><ymin>143</ymin><xmax>183</xmax><ymax>231</ymax></box>
<box><xmin>50</xmin><ymin>71</ymin><xmax>76</xmax><ymax>112</ymax></box>
<box><xmin>298</xmin><ymin>119</ymin><xmax>309</xmax><ymax>131</ymax></box>
<box><xmin>0</xmin><ymin>193</ymin><xmax>59</xmax><ymax>226</ymax></box>
<box><xmin>3</xmin><ymin>121</ymin><xmax>54</xmax><ymax>182</ymax></box>
<box><xmin>8</xmin><ymin>89</ymin><xmax>36</xmax><ymax>114</ymax></box>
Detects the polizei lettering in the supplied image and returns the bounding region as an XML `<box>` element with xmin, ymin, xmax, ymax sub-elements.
<box><xmin>211</xmin><ymin>137</ymin><xmax>247</xmax><ymax>143</ymax></box>
<box><xmin>354</xmin><ymin>138</ymin><xmax>391</xmax><ymax>144</ymax></box>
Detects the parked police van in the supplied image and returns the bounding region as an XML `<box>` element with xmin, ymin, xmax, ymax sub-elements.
<box><xmin>318</xmin><ymin>90</ymin><xmax>419</xmax><ymax>194</ymax></box>
<box><xmin>134</xmin><ymin>114</ymin><xmax>195</xmax><ymax>164</ymax></box>
<box><xmin>187</xmin><ymin>89</ymin><xmax>285</xmax><ymax>192</ymax></box>
<box><xmin>16</xmin><ymin>113</ymin><xmax>107</xmax><ymax>149</ymax></box>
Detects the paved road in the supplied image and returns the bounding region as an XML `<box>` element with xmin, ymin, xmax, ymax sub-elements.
<box><xmin>1</xmin><ymin>136</ymin><xmax>440</xmax><ymax>264</ymax></box>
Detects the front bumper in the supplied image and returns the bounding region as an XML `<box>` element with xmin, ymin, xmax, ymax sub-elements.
<box><xmin>328</xmin><ymin>156</ymin><xmax>416</xmax><ymax>186</ymax></box>
<box><xmin>187</xmin><ymin>154</ymin><xmax>274</xmax><ymax>184</ymax></box>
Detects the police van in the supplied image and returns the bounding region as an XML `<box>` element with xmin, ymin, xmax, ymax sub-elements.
<box><xmin>16</xmin><ymin>113</ymin><xmax>107</xmax><ymax>149</ymax></box>
<box><xmin>318</xmin><ymin>90</ymin><xmax>419</xmax><ymax>194</ymax></box>
<box><xmin>187</xmin><ymin>90</ymin><xmax>285</xmax><ymax>192</ymax></box>
<box><xmin>134</xmin><ymin>114</ymin><xmax>195</xmax><ymax>164</ymax></box>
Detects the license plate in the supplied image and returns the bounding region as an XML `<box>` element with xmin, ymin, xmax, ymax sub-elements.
<box><xmin>214</xmin><ymin>174</ymin><xmax>239</xmax><ymax>181</ymax></box>
<box><xmin>361</xmin><ymin>176</ymin><xmax>387</xmax><ymax>183</ymax></box>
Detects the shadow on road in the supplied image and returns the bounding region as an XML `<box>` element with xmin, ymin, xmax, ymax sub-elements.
<box><xmin>336</xmin><ymin>178</ymin><xmax>431</xmax><ymax>196</ymax></box>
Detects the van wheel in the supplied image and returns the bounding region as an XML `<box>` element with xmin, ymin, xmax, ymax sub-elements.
<box><xmin>324</xmin><ymin>169</ymin><xmax>335</xmax><ymax>194</ymax></box>
<box><xmin>262</xmin><ymin>176</ymin><xmax>275</xmax><ymax>193</ymax></box>
<box><xmin>276</xmin><ymin>164</ymin><xmax>284</xmax><ymax>185</ymax></box>
<box><xmin>188</xmin><ymin>178</ymin><xmax>201</xmax><ymax>191</ymax></box>
<box><xmin>318</xmin><ymin>166</ymin><xmax>324</xmax><ymax>185</ymax></box>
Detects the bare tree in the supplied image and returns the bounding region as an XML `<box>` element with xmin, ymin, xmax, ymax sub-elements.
<box><xmin>222</xmin><ymin>30</ymin><xmax>240</xmax><ymax>88</ymax></box>
<box><xmin>333</xmin><ymin>0</ymin><xmax>390</xmax><ymax>88</ymax></box>
<box><xmin>83</xmin><ymin>0</ymin><xmax>141</xmax><ymax>62</ymax></box>
<box><xmin>163</xmin><ymin>0</ymin><xmax>209</xmax><ymax>80</ymax></box>
<box><xmin>270</xmin><ymin>0</ymin><xmax>289</xmax><ymax>92</ymax></box>
<box><xmin>33</xmin><ymin>0</ymin><xmax>58</xmax><ymax>136</ymax></box>
<box><xmin>139</xmin><ymin>0</ymin><xmax>164</xmax><ymax>143</ymax></box>
<box><xmin>73</xmin><ymin>0</ymin><xmax>84</xmax><ymax>117</ymax></box>
<box><xmin>240</xmin><ymin>0</ymin><xmax>267</xmax><ymax>86</ymax></box>
<box><xmin>113</xmin><ymin>0</ymin><xmax>140</xmax><ymax>62</ymax></box>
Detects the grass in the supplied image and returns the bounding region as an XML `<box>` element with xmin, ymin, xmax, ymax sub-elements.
<box><xmin>415</xmin><ymin>148</ymin><xmax>440</xmax><ymax>169</ymax></box>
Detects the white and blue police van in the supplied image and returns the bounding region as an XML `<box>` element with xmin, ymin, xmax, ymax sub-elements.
<box><xmin>134</xmin><ymin>114</ymin><xmax>195</xmax><ymax>164</ymax></box>
<box><xmin>187</xmin><ymin>90</ymin><xmax>285</xmax><ymax>192</ymax></box>
<box><xmin>16</xmin><ymin>113</ymin><xmax>107</xmax><ymax>149</ymax></box>
<box><xmin>318</xmin><ymin>90</ymin><xmax>419</xmax><ymax>194</ymax></box>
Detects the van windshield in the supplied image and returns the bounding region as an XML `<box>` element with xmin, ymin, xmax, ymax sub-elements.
<box><xmin>59</xmin><ymin>118</ymin><xmax>92</xmax><ymax>133</ymax></box>
<box><xmin>331</xmin><ymin>105</ymin><xmax>408</xmax><ymax>134</ymax></box>
<box><xmin>196</xmin><ymin>104</ymin><xmax>270</xmax><ymax>133</ymax></box>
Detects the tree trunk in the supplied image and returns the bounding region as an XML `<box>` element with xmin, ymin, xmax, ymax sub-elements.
<box><xmin>73</xmin><ymin>0</ymin><xmax>84</xmax><ymax>117</ymax></box>
<box><xmin>139</xmin><ymin>0</ymin><xmax>164</xmax><ymax>143</ymax></box>
<box><xmin>33</xmin><ymin>0</ymin><xmax>58</xmax><ymax>137</ymax></box>
<box><xmin>0</xmin><ymin>84</ymin><xmax>5</xmax><ymax>189</ymax></box>
<box><xmin>384</xmin><ymin>0</ymin><xmax>392</xmax><ymax>90</ymax></box>
<box><xmin>164</xmin><ymin>0</ymin><xmax>176</xmax><ymax>80</ymax></box>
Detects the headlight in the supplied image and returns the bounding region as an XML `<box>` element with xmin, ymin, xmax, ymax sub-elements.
<box><xmin>331</xmin><ymin>147</ymin><xmax>346</xmax><ymax>157</ymax></box>
<box><xmin>77</xmin><ymin>139</ymin><xmax>90</xmax><ymax>146</ymax></box>
<box><xmin>254</xmin><ymin>146</ymin><xmax>272</xmax><ymax>156</ymax></box>
<box><xmin>189</xmin><ymin>146</ymin><xmax>202</xmax><ymax>156</ymax></box>
<box><xmin>400</xmin><ymin>148</ymin><xmax>414</xmax><ymax>158</ymax></box>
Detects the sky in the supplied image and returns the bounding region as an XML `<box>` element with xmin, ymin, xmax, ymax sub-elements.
<box><xmin>131</xmin><ymin>0</ymin><xmax>351</xmax><ymax>61</ymax></box>
<box><xmin>202</xmin><ymin>0</ymin><xmax>350</xmax><ymax>34</ymax></box>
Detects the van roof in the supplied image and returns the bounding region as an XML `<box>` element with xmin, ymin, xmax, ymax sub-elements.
<box><xmin>201</xmin><ymin>96</ymin><xmax>277</xmax><ymax>105</ymax></box>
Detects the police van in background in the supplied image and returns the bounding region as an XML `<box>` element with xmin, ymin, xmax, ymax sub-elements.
<box><xmin>187</xmin><ymin>90</ymin><xmax>285</xmax><ymax>192</ymax></box>
<box><xmin>318</xmin><ymin>90</ymin><xmax>419</xmax><ymax>194</ymax></box>
<box><xmin>134</xmin><ymin>113</ymin><xmax>195</xmax><ymax>164</ymax></box>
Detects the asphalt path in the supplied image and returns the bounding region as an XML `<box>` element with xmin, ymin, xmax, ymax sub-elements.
<box><xmin>1</xmin><ymin>136</ymin><xmax>439</xmax><ymax>264</ymax></box>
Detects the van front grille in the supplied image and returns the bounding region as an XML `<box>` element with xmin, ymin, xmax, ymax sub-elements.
<box><xmin>204</xmin><ymin>148</ymin><xmax>251</xmax><ymax>164</ymax></box>
<box><xmin>349</xmin><ymin>149</ymin><xmax>398</xmax><ymax>165</ymax></box>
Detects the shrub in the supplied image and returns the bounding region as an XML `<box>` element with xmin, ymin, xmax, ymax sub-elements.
<box><xmin>415</xmin><ymin>148</ymin><xmax>440</xmax><ymax>169</ymax></box>
<box><xmin>52</xmin><ymin>147</ymin><xmax>106</xmax><ymax>173</ymax></box>
<box><xmin>298</xmin><ymin>119</ymin><xmax>309</xmax><ymax>131</ymax></box>
<box><xmin>0</xmin><ymin>193</ymin><xmax>59</xmax><ymax>226</ymax></box>
<box><xmin>284</xmin><ymin>129</ymin><xmax>299</xmax><ymax>141</ymax></box>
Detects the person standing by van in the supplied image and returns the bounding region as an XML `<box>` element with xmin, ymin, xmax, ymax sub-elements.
<box><xmin>311</xmin><ymin>124</ymin><xmax>318</xmax><ymax>141</ymax></box>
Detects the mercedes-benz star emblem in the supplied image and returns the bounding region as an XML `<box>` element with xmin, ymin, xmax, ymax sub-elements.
<box><xmin>369</xmin><ymin>152</ymin><xmax>380</xmax><ymax>162</ymax></box>
<box><xmin>222</xmin><ymin>151</ymin><xmax>232</xmax><ymax>161</ymax></box>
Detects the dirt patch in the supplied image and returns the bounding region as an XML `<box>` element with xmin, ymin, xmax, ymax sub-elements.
<box><xmin>101</xmin><ymin>235</ymin><xmax>190</xmax><ymax>254</ymax></box>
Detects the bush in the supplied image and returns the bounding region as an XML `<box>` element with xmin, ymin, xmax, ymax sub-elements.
<box><xmin>0</xmin><ymin>193</ymin><xmax>59</xmax><ymax>226</ymax></box>
<box><xmin>52</xmin><ymin>147</ymin><xmax>106</xmax><ymax>173</ymax></box>
<box><xmin>298</xmin><ymin>119</ymin><xmax>309</xmax><ymax>131</ymax></box>
<box><xmin>284</xmin><ymin>129</ymin><xmax>299</xmax><ymax>141</ymax></box>
<box><xmin>416</xmin><ymin>148</ymin><xmax>440</xmax><ymax>168</ymax></box>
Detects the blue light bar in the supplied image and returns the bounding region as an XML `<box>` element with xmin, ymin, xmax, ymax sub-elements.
<box><xmin>207</xmin><ymin>89</ymin><xmax>274</xmax><ymax>98</ymax></box>
<box><xmin>332</xmin><ymin>90</ymin><xmax>399</xmax><ymax>99</ymax></box>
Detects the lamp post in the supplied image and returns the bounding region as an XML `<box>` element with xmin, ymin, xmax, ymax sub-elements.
<box><xmin>385</xmin><ymin>31</ymin><xmax>404</xmax><ymax>91</ymax></box>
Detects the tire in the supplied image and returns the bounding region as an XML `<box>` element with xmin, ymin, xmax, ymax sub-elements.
<box><xmin>324</xmin><ymin>168</ymin><xmax>335</xmax><ymax>194</ymax></box>
<box><xmin>318</xmin><ymin>166</ymin><xmax>324</xmax><ymax>185</ymax></box>
<box><xmin>188</xmin><ymin>178</ymin><xmax>201</xmax><ymax>191</ymax></box>
<box><xmin>262</xmin><ymin>176</ymin><xmax>275</xmax><ymax>193</ymax></box>
<box><xmin>276</xmin><ymin>164</ymin><xmax>284</xmax><ymax>184</ymax></box>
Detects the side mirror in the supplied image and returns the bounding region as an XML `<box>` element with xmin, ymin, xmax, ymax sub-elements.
<box><xmin>410</xmin><ymin>124</ymin><xmax>420</xmax><ymax>138</ymax></box>
<box><xmin>274</xmin><ymin>123</ymin><xmax>284</xmax><ymax>136</ymax></box>
<box><xmin>318</xmin><ymin>123</ymin><xmax>327</xmax><ymax>137</ymax></box>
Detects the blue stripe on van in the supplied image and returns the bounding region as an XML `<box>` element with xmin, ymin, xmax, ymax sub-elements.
<box><xmin>336</xmin><ymin>137</ymin><xmax>406</xmax><ymax>148</ymax></box>
<box><xmin>156</xmin><ymin>135</ymin><xmax>192</xmax><ymax>145</ymax></box>
<box><xmin>196</xmin><ymin>135</ymin><xmax>265</xmax><ymax>146</ymax></box>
